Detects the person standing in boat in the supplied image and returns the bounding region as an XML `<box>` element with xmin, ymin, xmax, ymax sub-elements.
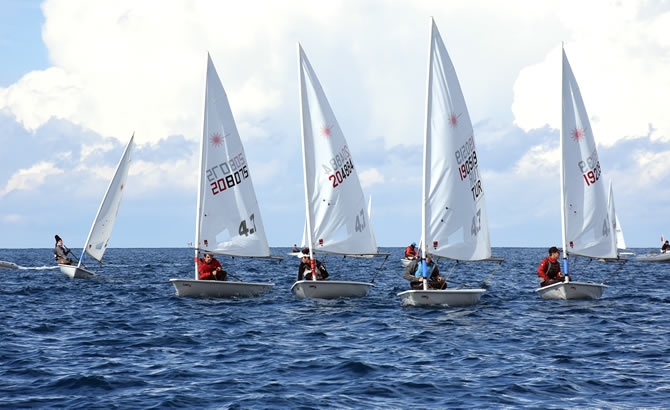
<box><xmin>54</xmin><ymin>235</ymin><xmax>73</xmax><ymax>265</ymax></box>
<box><xmin>537</xmin><ymin>246</ymin><xmax>570</xmax><ymax>287</ymax></box>
<box><xmin>196</xmin><ymin>253</ymin><xmax>227</xmax><ymax>281</ymax></box>
<box><xmin>662</xmin><ymin>241</ymin><xmax>670</xmax><ymax>253</ymax></box>
<box><xmin>402</xmin><ymin>255</ymin><xmax>446</xmax><ymax>290</ymax></box>
<box><xmin>404</xmin><ymin>242</ymin><xmax>419</xmax><ymax>260</ymax></box>
<box><xmin>297</xmin><ymin>251</ymin><xmax>329</xmax><ymax>281</ymax></box>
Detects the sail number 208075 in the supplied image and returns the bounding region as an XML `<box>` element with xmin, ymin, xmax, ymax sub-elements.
<box><xmin>207</xmin><ymin>153</ymin><xmax>249</xmax><ymax>195</ymax></box>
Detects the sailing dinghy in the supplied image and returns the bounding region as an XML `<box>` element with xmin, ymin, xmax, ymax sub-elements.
<box><xmin>535</xmin><ymin>48</ymin><xmax>626</xmax><ymax>300</ymax></box>
<box><xmin>291</xmin><ymin>44</ymin><xmax>389</xmax><ymax>300</ymax></box>
<box><xmin>635</xmin><ymin>236</ymin><xmax>670</xmax><ymax>262</ymax></box>
<box><xmin>59</xmin><ymin>135</ymin><xmax>134</xmax><ymax>279</ymax></box>
<box><xmin>397</xmin><ymin>19</ymin><xmax>503</xmax><ymax>307</ymax></box>
<box><xmin>607</xmin><ymin>181</ymin><xmax>634</xmax><ymax>259</ymax></box>
<box><xmin>0</xmin><ymin>261</ymin><xmax>19</xmax><ymax>269</ymax></box>
<box><xmin>170</xmin><ymin>54</ymin><xmax>278</xmax><ymax>298</ymax></box>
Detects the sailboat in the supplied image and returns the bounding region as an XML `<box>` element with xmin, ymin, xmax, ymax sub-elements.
<box><xmin>397</xmin><ymin>18</ymin><xmax>503</xmax><ymax>307</ymax></box>
<box><xmin>607</xmin><ymin>181</ymin><xmax>634</xmax><ymax>259</ymax></box>
<box><xmin>535</xmin><ymin>48</ymin><xmax>623</xmax><ymax>299</ymax></box>
<box><xmin>169</xmin><ymin>54</ymin><xmax>277</xmax><ymax>298</ymax></box>
<box><xmin>635</xmin><ymin>234</ymin><xmax>670</xmax><ymax>262</ymax></box>
<box><xmin>0</xmin><ymin>261</ymin><xmax>18</xmax><ymax>269</ymax></box>
<box><xmin>59</xmin><ymin>134</ymin><xmax>134</xmax><ymax>279</ymax></box>
<box><xmin>291</xmin><ymin>44</ymin><xmax>388</xmax><ymax>300</ymax></box>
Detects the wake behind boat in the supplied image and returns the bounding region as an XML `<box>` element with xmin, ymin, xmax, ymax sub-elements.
<box><xmin>535</xmin><ymin>48</ymin><xmax>625</xmax><ymax>300</ymax></box>
<box><xmin>60</xmin><ymin>134</ymin><xmax>134</xmax><ymax>279</ymax></box>
<box><xmin>169</xmin><ymin>54</ymin><xmax>279</xmax><ymax>298</ymax></box>
<box><xmin>292</xmin><ymin>44</ymin><xmax>388</xmax><ymax>300</ymax></box>
<box><xmin>397</xmin><ymin>18</ymin><xmax>502</xmax><ymax>307</ymax></box>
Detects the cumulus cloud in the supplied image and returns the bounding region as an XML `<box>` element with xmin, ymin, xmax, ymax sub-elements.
<box><xmin>512</xmin><ymin>0</ymin><xmax>670</xmax><ymax>145</ymax></box>
<box><xmin>0</xmin><ymin>161</ymin><xmax>64</xmax><ymax>198</ymax></box>
<box><xmin>359</xmin><ymin>168</ymin><xmax>385</xmax><ymax>189</ymax></box>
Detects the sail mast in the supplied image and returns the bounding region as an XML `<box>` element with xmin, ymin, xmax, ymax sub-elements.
<box><xmin>559</xmin><ymin>47</ymin><xmax>569</xmax><ymax>273</ymax></box>
<box><xmin>298</xmin><ymin>43</ymin><xmax>316</xmax><ymax>267</ymax></box>
<box><xmin>194</xmin><ymin>54</ymin><xmax>211</xmax><ymax>279</ymax></box>
<box><xmin>420</xmin><ymin>18</ymin><xmax>437</xmax><ymax>288</ymax></box>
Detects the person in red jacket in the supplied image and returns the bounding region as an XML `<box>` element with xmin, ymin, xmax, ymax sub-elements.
<box><xmin>196</xmin><ymin>253</ymin><xmax>227</xmax><ymax>281</ymax></box>
<box><xmin>404</xmin><ymin>242</ymin><xmax>419</xmax><ymax>259</ymax></box>
<box><xmin>537</xmin><ymin>246</ymin><xmax>569</xmax><ymax>287</ymax></box>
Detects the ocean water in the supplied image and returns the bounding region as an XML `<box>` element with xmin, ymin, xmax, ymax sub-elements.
<box><xmin>0</xmin><ymin>247</ymin><xmax>668</xmax><ymax>409</ymax></box>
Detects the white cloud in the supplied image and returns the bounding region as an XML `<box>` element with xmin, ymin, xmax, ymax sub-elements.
<box><xmin>0</xmin><ymin>161</ymin><xmax>64</xmax><ymax>198</ymax></box>
<box><xmin>512</xmin><ymin>0</ymin><xmax>670</xmax><ymax>145</ymax></box>
<box><xmin>359</xmin><ymin>168</ymin><xmax>385</xmax><ymax>189</ymax></box>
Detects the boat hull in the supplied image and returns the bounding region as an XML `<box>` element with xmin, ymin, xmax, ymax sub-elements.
<box><xmin>635</xmin><ymin>252</ymin><xmax>670</xmax><ymax>262</ymax></box>
<box><xmin>59</xmin><ymin>264</ymin><xmax>96</xmax><ymax>279</ymax></box>
<box><xmin>291</xmin><ymin>280</ymin><xmax>374</xmax><ymax>299</ymax></box>
<box><xmin>169</xmin><ymin>279</ymin><xmax>274</xmax><ymax>298</ymax></box>
<box><xmin>535</xmin><ymin>281</ymin><xmax>607</xmax><ymax>300</ymax></box>
<box><xmin>397</xmin><ymin>289</ymin><xmax>485</xmax><ymax>306</ymax></box>
<box><xmin>0</xmin><ymin>260</ymin><xmax>18</xmax><ymax>269</ymax></box>
<box><xmin>401</xmin><ymin>258</ymin><xmax>418</xmax><ymax>267</ymax></box>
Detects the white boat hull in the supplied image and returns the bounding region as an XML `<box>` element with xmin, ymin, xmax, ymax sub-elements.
<box><xmin>535</xmin><ymin>281</ymin><xmax>607</xmax><ymax>300</ymax></box>
<box><xmin>635</xmin><ymin>252</ymin><xmax>670</xmax><ymax>262</ymax></box>
<box><xmin>291</xmin><ymin>280</ymin><xmax>374</xmax><ymax>299</ymax></box>
<box><xmin>401</xmin><ymin>258</ymin><xmax>418</xmax><ymax>267</ymax></box>
<box><xmin>59</xmin><ymin>264</ymin><xmax>96</xmax><ymax>279</ymax></box>
<box><xmin>397</xmin><ymin>288</ymin><xmax>485</xmax><ymax>307</ymax></box>
<box><xmin>169</xmin><ymin>279</ymin><xmax>274</xmax><ymax>298</ymax></box>
<box><xmin>0</xmin><ymin>260</ymin><xmax>18</xmax><ymax>269</ymax></box>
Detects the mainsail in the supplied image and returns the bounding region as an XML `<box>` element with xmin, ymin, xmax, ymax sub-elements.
<box><xmin>422</xmin><ymin>19</ymin><xmax>492</xmax><ymax>261</ymax></box>
<box><xmin>298</xmin><ymin>44</ymin><xmax>377</xmax><ymax>255</ymax></box>
<box><xmin>195</xmin><ymin>54</ymin><xmax>271</xmax><ymax>264</ymax></box>
<box><xmin>561</xmin><ymin>48</ymin><xmax>617</xmax><ymax>260</ymax></box>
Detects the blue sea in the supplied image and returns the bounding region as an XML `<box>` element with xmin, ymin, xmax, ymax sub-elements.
<box><xmin>0</xmin><ymin>247</ymin><xmax>668</xmax><ymax>409</ymax></box>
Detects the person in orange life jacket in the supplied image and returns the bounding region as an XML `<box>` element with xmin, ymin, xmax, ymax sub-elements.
<box><xmin>297</xmin><ymin>251</ymin><xmax>329</xmax><ymax>281</ymax></box>
<box><xmin>404</xmin><ymin>242</ymin><xmax>419</xmax><ymax>259</ymax></box>
<box><xmin>537</xmin><ymin>246</ymin><xmax>570</xmax><ymax>287</ymax></box>
<box><xmin>196</xmin><ymin>253</ymin><xmax>227</xmax><ymax>281</ymax></box>
<box><xmin>402</xmin><ymin>255</ymin><xmax>446</xmax><ymax>290</ymax></box>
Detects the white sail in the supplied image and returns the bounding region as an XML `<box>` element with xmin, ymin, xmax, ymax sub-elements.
<box><xmin>561</xmin><ymin>49</ymin><xmax>617</xmax><ymax>260</ymax></box>
<box><xmin>82</xmin><ymin>135</ymin><xmax>134</xmax><ymax>263</ymax></box>
<box><xmin>196</xmin><ymin>54</ymin><xmax>270</xmax><ymax>264</ymax></box>
<box><xmin>298</xmin><ymin>45</ymin><xmax>377</xmax><ymax>255</ymax></box>
<box><xmin>422</xmin><ymin>19</ymin><xmax>491</xmax><ymax>261</ymax></box>
<box><xmin>367</xmin><ymin>195</ymin><xmax>378</xmax><ymax>250</ymax></box>
<box><xmin>607</xmin><ymin>181</ymin><xmax>627</xmax><ymax>250</ymax></box>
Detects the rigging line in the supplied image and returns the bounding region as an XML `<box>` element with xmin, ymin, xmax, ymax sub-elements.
<box><xmin>602</xmin><ymin>258</ymin><xmax>628</xmax><ymax>285</ymax></box>
<box><xmin>369</xmin><ymin>253</ymin><xmax>390</xmax><ymax>283</ymax></box>
<box><xmin>481</xmin><ymin>259</ymin><xmax>504</xmax><ymax>288</ymax></box>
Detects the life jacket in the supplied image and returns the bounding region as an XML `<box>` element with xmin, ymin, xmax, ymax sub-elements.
<box><xmin>545</xmin><ymin>258</ymin><xmax>561</xmax><ymax>279</ymax></box>
<box><xmin>405</xmin><ymin>246</ymin><xmax>417</xmax><ymax>257</ymax></box>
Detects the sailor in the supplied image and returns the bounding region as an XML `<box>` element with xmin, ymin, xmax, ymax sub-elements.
<box><xmin>54</xmin><ymin>235</ymin><xmax>73</xmax><ymax>265</ymax></box>
<box><xmin>537</xmin><ymin>246</ymin><xmax>569</xmax><ymax>287</ymax></box>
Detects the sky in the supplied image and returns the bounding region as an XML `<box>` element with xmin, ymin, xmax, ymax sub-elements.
<box><xmin>1</xmin><ymin>0</ymin><xmax>670</xmax><ymax>249</ymax></box>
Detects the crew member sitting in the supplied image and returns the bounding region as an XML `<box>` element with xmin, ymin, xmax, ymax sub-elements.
<box><xmin>404</xmin><ymin>242</ymin><xmax>419</xmax><ymax>259</ymax></box>
<box><xmin>537</xmin><ymin>246</ymin><xmax>570</xmax><ymax>287</ymax></box>
<box><xmin>196</xmin><ymin>253</ymin><xmax>227</xmax><ymax>281</ymax></box>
